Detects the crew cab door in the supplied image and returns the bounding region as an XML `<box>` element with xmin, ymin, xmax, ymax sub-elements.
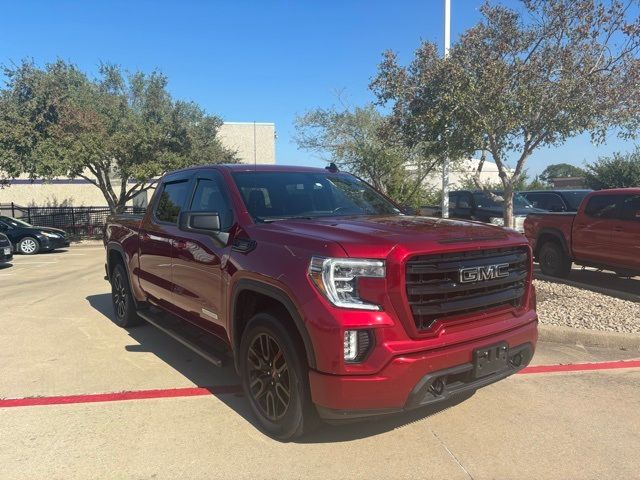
<box><xmin>138</xmin><ymin>173</ymin><xmax>193</xmax><ymax>310</ymax></box>
<box><xmin>572</xmin><ymin>194</ymin><xmax>618</xmax><ymax>265</ymax></box>
<box><xmin>170</xmin><ymin>170</ymin><xmax>234</xmax><ymax>335</ymax></box>
<box><xmin>611</xmin><ymin>194</ymin><xmax>640</xmax><ymax>270</ymax></box>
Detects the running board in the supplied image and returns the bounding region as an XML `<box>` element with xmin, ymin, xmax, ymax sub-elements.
<box><xmin>137</xmin><ymin>309</ymin><xmax>224</xmax><ymax>367</ymax></box>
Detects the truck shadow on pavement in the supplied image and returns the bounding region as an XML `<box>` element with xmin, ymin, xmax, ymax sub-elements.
<box><xmin>86</xmin><ymin>293</ymin><xmax>474</xmax><ymax>444</ymax></box>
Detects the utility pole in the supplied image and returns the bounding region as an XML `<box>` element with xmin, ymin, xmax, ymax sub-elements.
<box><xmin>441</xmin><ymin>0</ymin><xmax>451</xmax><ymax>218</ymax></box>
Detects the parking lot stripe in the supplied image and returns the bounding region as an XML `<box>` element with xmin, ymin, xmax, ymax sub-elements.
<box><xmin>1</xmin><ymin>359</ymin><xmax>638</xmax><ymax>409</ymax></box>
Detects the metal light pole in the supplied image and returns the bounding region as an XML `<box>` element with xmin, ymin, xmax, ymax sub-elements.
<box><xmin>441</xmin><ymin>0</ymin><xmax>451</xmax><ymax>218</ymax></box>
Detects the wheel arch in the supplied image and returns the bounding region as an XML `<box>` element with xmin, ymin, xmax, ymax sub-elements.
<box><xmin>535</xmin><ymin>228</ymin><xmax>570</xmax><ymax>259</ymax></box>
<box><xmin>230</xmin><ymin>279</ymin><xmax>317</xmax><ymax>372</ymax></box>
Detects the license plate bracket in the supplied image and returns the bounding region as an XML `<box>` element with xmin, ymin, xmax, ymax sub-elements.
<box><xmin>474</xmin><ymin>342</ymin><xmax>509</xmax><ymax>378</ymax></box>
<box><xmin>3</xmin><ymin>247</ymin><xmax>10</xmax><ymax>256</ymax></box>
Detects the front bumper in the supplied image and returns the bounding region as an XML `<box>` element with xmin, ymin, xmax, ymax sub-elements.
<box><xmin>309</xmin><ymin>319</ymin><xmax>537</xmax><ymax>420</ymax></box>
<box><xmin>0</xmin><ymin>250</ymin><xmax>13</xmax><ymax>263</ymax></box>
<box><xmin>41</xmin><ymin>237</ymin><xmax>70</xmax><ymax>251</ymax></box>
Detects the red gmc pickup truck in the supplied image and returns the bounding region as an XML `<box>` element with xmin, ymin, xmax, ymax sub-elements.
<box><xmin>524</xmin><ymin>188</ymin><xmax>640</xmax><ymax>278</ymax></box>
<box><xmin>104</xmin><ymin>164</ymin><xmax>538</xmax><ymax>439</ymax></box>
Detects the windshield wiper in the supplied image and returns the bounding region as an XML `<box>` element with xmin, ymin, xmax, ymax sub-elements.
<box><xmin>261</xmin><ymin>216</ymin><xmax>315</xmax><ymax>223</ymax></box>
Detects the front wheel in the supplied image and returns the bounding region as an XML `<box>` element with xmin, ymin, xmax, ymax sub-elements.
<box><xmin>239</xmin><ymin>313</ymin><xmax>317</xmax><ymax>440</ymax></box>
<box><xmin>538</xmin><ymin>241</ymin><xmax>571</xmax><ymax>278</ymax></box>
<box><xmin>18</xmin><ymin>237</ymin><xmax>40</xmax><ymax>255</ymax></box>
<box><xmin>110</xmin><ymin>263</ymin><xmax>143</xmax><ymax>327</ymax></box>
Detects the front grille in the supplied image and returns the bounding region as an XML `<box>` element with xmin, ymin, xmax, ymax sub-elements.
<box><xmin>406</xmin><ymin>247</ymin><xmax>529</xmax><ymax>331</ymax></box>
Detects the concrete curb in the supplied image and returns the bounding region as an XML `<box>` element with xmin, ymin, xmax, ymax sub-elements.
<box><xmin>535</xmin><ymin>273</ymin><xmax>640</xmax><ymax>303</ymax></box>
<box><xmin>539</xmin><ymin>324</ymin><xmax>640</xmax><ymax>351</ymax></box>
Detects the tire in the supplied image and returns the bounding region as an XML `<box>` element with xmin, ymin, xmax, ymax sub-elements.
<box><xmin>239</xmin><ymin>312</ymin><xmax>318</xmax><ymax>440</ymax></box>
<box><xmin>538</xmin><ymin>241</ymin><xmax>571</xmax><ymax>278</ymax></box>
<box><xmin>110</xmin><ymin>263</ymin><xmax>143</xmax><ymax>327</ymax></box>
<box><xmin>18</xmin><ymin>237</ymin><xmax>40</xmax><ymax>255</ymax></box>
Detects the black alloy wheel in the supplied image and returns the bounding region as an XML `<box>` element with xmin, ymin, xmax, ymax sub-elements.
<box><xmin>247</xmin><ymin>332</ymin><xmax>291</xmax><ymax>421</ymax></box>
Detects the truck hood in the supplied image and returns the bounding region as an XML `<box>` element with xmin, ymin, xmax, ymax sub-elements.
<box><xmin>256</xmin><ymin>215</ymin><xmax>517</xmax><ymax>257</ymax></box>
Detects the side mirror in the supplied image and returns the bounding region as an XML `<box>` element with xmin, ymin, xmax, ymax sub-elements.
<box><xmin>178</xmin><ymin>211</ymin><xmax>221</xmax><ymax>234</ymax></box>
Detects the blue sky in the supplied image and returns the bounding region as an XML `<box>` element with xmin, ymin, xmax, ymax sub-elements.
<box><xmin>0</xmin><ymin>0</ymin><xmax>635</xmax><ymax>176</ymax></box>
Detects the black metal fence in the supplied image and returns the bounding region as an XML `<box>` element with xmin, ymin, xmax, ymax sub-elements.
<box><xmin>0</xmin><ymin>203</ymin><xmax>145</xmax><ymax>239</ymax></box>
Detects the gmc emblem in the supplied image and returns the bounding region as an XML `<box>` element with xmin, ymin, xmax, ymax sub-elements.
<box><xmin>459</xmin><ymin>263</ymin><xmax>509</xmax><ymax>283</ymax></box>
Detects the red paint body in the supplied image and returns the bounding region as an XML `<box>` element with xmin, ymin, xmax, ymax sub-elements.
<box><xmin>105</xmin><ymin>164</ymin><xmax>538</xmax><ymax>415</ymax></box>
<box><xmin>524</xmin><ymin>188</ymin><xmax>640</xmax><ymax>273</ymax></box>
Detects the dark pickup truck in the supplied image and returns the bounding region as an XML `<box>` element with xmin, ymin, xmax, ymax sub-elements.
<box><xmin>524</xmin><ymin>188</ymin><xmax>640</xmax><ymax>278</ymax></box>
<box><xmin>104</xmin><ymin>164</ymin><xmax>538</xmax><ymax>439</ymax></box>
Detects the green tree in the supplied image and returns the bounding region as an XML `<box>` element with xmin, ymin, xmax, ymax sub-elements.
<box><xmin>294</xmin><ymin>103</ymin><xmax>440</xmax><ymax>207</ymax></box>
<box><xmin>0</xmin><ymin>60</ymin><xmax>236</xmax><ymax>212</ymax></box>
<box><xmin>585</xmin><ymin>146</ymin><xmax>640</xmax><ymax>189</ymax></box>
<box><xmin>372</xmin><ymin>0</ymin><xmax>640</xmax><ymax>227</ymax></box>
<box><xmin>539</xmin><ymin>163</ymin><xmax>586</xmax><ymax>184</ymax></box>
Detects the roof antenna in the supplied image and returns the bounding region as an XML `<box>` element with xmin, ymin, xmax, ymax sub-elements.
<box><xmin>325</xmin><ymin>162</ymin><xmax>339</xmax><ymax>173</ymax></box>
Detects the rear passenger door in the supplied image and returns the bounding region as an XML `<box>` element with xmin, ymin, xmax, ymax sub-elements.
<box><xmin>572</xmin><ymin>194</ymin><xmax>619</xmax><ymax>265</ymax></box>
<box><xmin>170</xmin><ymin>170</ymin><xmax>234</xmax><ymax>336</ymax></box>
<box><xmin>611</xmin><ymin>194</ymin><xmax>640</xmax><ymax>270</ymax></box>
<box><xmin>138</xmin><ymin>173</ymin><xmax>192</xmax><ymax>310</ymax></box>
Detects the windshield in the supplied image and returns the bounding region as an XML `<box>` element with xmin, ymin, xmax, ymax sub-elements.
<box><xmin>472</xmin><ymin>192</ymin><xmax>534</xmax><ymax>209</ymax></box>
<box><xmin>231</xmin><ymin>171</ymin><xmax>401</xmax><ymax>221</ymax></box>
<box><xmin>0</xmin><ymin>216</ymin><xmax>32</xmax><ymax>228</ymax></box>
<box><xmin>563</xmin><ymin>191</ymin><xmax>591</xmax><ymax>210</ymax></box>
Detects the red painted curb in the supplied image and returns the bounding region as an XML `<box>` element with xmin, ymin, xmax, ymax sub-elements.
<box><xmin>1</xmin><ymin>359</ymin><xmax>638</xmax><ymax>409</ymax></box>
<box><xmin>0</xmin><ymin>385</ymin><xmax>242</xmax><ymax>408</ymax></box>
<box><xmin>518</xmin><ymin>359</ymin><xmax>640</xmax><ymax>375</ymax></box>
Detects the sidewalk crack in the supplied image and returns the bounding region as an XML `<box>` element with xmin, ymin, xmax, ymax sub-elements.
<box><xmin>430</xmin><ymin>428</ymin><xmax>474</xmax><ymax>480</ymax></box>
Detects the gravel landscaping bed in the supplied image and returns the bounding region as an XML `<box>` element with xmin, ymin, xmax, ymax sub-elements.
<box><xmin>534</xmin><ymin>279</ymin><xmax>640</xmax><ymax>334</ymax></box>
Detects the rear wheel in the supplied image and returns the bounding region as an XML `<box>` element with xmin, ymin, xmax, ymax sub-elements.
<box><xmin>110</xmin><ymin>263</ymin><xmax>143</xmax><ymax>327</ymax></box>
<box><xmin>538</xmin><ymin>241</ymin><xmax>571</xmax><ymax>278</ymax></box>
<box><xmin>18</xmin><ymin>237</ymin><xmax>40</xmax><ymax>255</ymax></box>
<box><xmin>239</xmin><ymin>313</ymin><xmax>317</xmax><ymax>440</ymax></box>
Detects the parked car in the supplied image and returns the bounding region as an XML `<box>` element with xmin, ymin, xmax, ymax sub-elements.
<box><xmin>519</xmin><ymin>190</ymin><xmax>592</xmax><ymax>213</ymax></box>
<box><xmin>104</xmin><ymin>164</ymin><xmax>538</xmax><ymax>440</ymax></box>
<box><xmin>443</xmin><ymin>190</ymin><xmax>544</xmax><ymax>232</ymax></box>
<box><xmin>0</xmin><ymin>232</ymin><xmax>13</xmax><ymax>264</ymax></box>
<box><xmin>0</xmin><ymin>216</ymin><xmax>70</xmax><ymax>255</ymax></box>
<box><xmin>524</xmin><ymin>188</ymin><xmax>640</xmax><ymax>278</ymax></box>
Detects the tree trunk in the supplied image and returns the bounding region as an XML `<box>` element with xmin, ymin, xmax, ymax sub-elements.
<box><xmin>503</xmin><ymin>183</ymin><xmax>514</xmax><ymax>228</ymax></box>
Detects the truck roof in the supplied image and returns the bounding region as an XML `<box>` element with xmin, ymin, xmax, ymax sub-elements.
<box><xmin>170</xmin><ymin>164</ymin><xmax>335</xmax><ymax>174</ymax></box>
<box><xmin>586</xmin><ymin>188</ymin><xmax>640</xmax><ymax>195</ymax></box>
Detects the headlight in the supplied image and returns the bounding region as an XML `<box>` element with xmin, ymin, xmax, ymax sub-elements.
<box><xmin>308</xmin><ymin>257</ymin><xmax>385</xmax><ymax>310</ymax></box>
<box><xmin>40</xmin><ymin>232</ymin><xmax>61</xmax><ymax>238</ymax></box>
<box><xmin>489</xmin><ymin>217</ymin><xmax>504</xmax><ymax>226</ymax></box>
<box><xmin>513</xmin><ymin>216</ymin><xmax>526</xmax><ymax>233</ymax></box>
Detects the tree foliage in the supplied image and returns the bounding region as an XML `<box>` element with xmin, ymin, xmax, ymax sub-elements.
<box><xmin>539</xmin><ymin>163</ymin><xmax>586</xmax><ymax>183</ymax></box>
<box><xmin>585</xmin><ymin>146</ymin><xmax>640</xmax><ymax>188</ymax></box>
<box><xmin>294</xmin><ymin>103</ymin><xmax>440</xmax><ymax>207</ymax></box>
<box><xmin>0</xmin><ymin>60</ymin><xmax>236</xmax><ymax>212</ymax></box>
<box><xmin>372</xmin><ymin>0</ymin><xmax>640</xmax><ymax>226</ymax></box>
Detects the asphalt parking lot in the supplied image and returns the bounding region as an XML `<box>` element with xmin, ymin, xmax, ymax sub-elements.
<box><xmin>1</xmin><ymin>246</ymin><xmax>639</xmax><ymax>480</ymax></box>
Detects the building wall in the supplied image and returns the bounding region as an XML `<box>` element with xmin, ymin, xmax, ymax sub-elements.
<box><xmin>422</xmin><ymin>158</ymin><xmax>504</xmax><ymax>191</ymax></box>
<box><xmin>0</xmin><ymin>122</ymin><xmax>276</xmax><ymax>207</ymax></box>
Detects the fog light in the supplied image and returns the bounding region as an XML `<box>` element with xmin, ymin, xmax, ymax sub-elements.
<box><xmin>343</xmin><ymin>330</ymin><xmax>373</xmax><ymax>363</ymax></box>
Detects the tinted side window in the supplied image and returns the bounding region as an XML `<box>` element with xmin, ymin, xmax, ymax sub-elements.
<box><xmin>155</xmin><ymin>180</ymin><xmax>189</xmax><ymax>224</ymax></box>
<box><xmin>457</xmin><ymin>193</ymin><xmax>472</xmax><ymax>208</ymax></box>
<box><xmin>584</xmin><ymin>195</ymin><xmax>619</xmax><ymax>219</ymax></box>
<box><xmin>544</xmin><ymin>194</ymin><xmax>565</xmax><ymax>211</ymax></box>
<box><xmin>525</xmin><ymin>193</ymin><xmax>546</xmax><ymax>209</ymax></box>
<box><xmin>190</xmin><ymin>177</ymin><xmax>234</xmax><ymax>230</ymax></box>
<box><xmin>620</xmin><ymin>195</ymin><xmax>640</xmax><ymax>221</ymax></box>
